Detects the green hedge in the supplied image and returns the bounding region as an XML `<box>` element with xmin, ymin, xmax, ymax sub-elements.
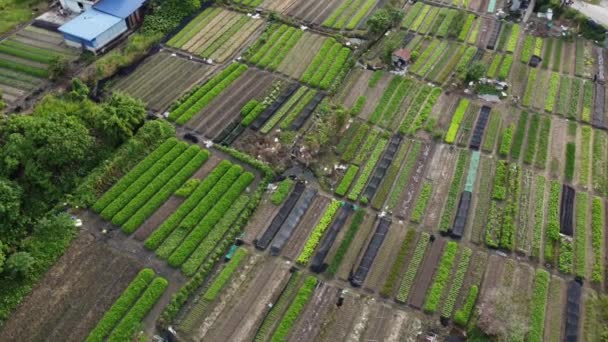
<box><xmin>423</xmin><ymin>241</ymin><xmax>458</xmax><ymax>312</ymax></box>
<box><xmin>86</xmin><ymin>269</ymin><xmax>155</xmax><ymax>342</ymax></box>
<box><xmin>167</xmin><ymin>172</ymin><xmax>254</xmax><ymax>266</ymax></box>
<box><xmin>270</xmin><ymin>276</ymin><xmax>317</xmax><ymax>342</ymax></box>
<box><xmin>107</xmin><ymin>277</ymin><xmax>168</xmax><ymax>342</ymax></box>
<box><xmin>93</xmin><ymin>138</ymin><xmax>178</xmax><ymax>212</ymax></box>
<box><xmin>271</xmin><ymin>179</ymin><xmax>295</xmax><ymax>205</ymax></box>
<box><xmin>144</xmin><ymin>161</ymin><xmax>231</xmax><ymax>250</ymax></box>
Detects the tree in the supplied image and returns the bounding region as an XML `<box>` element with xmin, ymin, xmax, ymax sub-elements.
<box><xmin>48</xmin><ymin>57</ymin><xmax>69</xmax><ymax>81</ymax></box>
<box><xmin>477</xmin><ymin>288</ymin><xmax>529</xmax><ymax>341</ymax></box>
<box><xmin>0</xmin><ymin>178</ymin><xmax>26</xmax><ymax>244</ymax></box>
<box><xmin>100</xmin><ymin>91</ymin><xmax>146</xmax><ymax>146</ymax></box>
<box><xmin>5</xmin><ymin>252</ymin><xmax>35</xmax><ymax>279</ymax></box>
<box><xmin>0</xmin><ymin>90</ymin><xmax>5</xmax><ymax>112</ymax></box>
<box><xmin>0</xmin><ymin>241</ymin><xmax>6</xmax><ymax>273</ymax></box>
<box><xmin>366</xmin><ymin>7</ymin><xmax>404</xmax><ymax>34</ymax></box>
<box><xmin>465</xmin><ymin>62</ymin><xmax>487</xmax><ymax>83</ymax></box>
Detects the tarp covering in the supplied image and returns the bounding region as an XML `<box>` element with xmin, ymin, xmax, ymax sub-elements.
<box><xmin>93</xmin><ymin>0</ymin><xmax>145</xmax><ymax>19</ymax></box>
<box><xmin>464</xmin><ymin>151</ymin><xmax>480</xmax><ymax>192</ymax></box>
<box><xmin>351</xmin><ymin>216</ymin><xmax>391</xmax><ymax>287</ymax></box>
<box><xmin>290</xmin><ymin>93</ymin><xmax>324</xmax><ymax>130</ymax></box>
<box><xmin>310</xmin><ymin>204</ymin><xmax>353</xmax><ymax>273</ymax></box>
<box><xmin>270</xmin><ymin>187</ymin><xmax>317</xmax><ymax>255</ymax></box>
<box><xmin>251</xmin><ymin>83</ymin><xmax>299</xmax><ymax>130</ymax></box>
<box><xmin>363</xmin><ymin>135</ymin><xmax>402</xmax><ymax>200</ymax></box>
<box><xmin>564</xmin><ymin>280</ymin><xmax>582</xmax><ymax>342</ymax></box>
<box><xmin>469</xmin><ymin>106</ymin><xmax>490</xmax><ymax>150</ymax></box>
<box><xmin>256</xmin><ymin>181</ymin><xmax>305</xmax><ymax>250</ymax></box>
<box><xmin>486</xmin><ymin>21</ymin><xmax>502</xmax><ymax>49</ymax></box>
<box><xmin>450</xmin><ymin>191</ymin><xmax>471</xmax><ymax>238</ymax></box>
<box><xmin>560</xmin><ymin>184</ymin><xmax>575</xmax><ymax>236</ymax></box>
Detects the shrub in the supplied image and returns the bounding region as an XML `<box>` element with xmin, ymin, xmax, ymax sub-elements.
<box><xmin>454</xmin><ymin>285</ymin><xmax>478</xmax><ymax>326</ymax></box>
<box><xmin>347</xmin><ymin>138</ymin><xmax>388</xmax><ymax>201</ymax></box>
<box><xmin>411</xmin><ymin>181</ymin><xmax>433</xmax><ymax>223</ymax></box>
<box><xmin>270</xmin><ymin>276</ymin><xmax>317</xmax><ymax>341</ymax></box>
<box><xmin>271</xmin><ymin>179</ymin><xmax>295</xmax><ymax>205</ymax></box>
<box><xmin>445</xmin><ymin>99</ymin><xmax>470</xmax><ymax>143</ymax></box>
<box><xmin>144</xmin><ymin>161</ymin><xmax>232</xmax><ymax>250</ymax></box>
<box><xmin>528</xmin><ymin>270</ymin><xmax>550</xmax><ymax>342</ymax></box>
<box><xmin>335</xmin><ymin>165</ymin><xmax>359</xmax><ymax>196</ymax></box>
<box><xmin>86</xmin><ymin>269</ymin><xmax>155</xmax><ymax>342</ymax></box>
<box><xmin>396</xmin><ymin>232</ymin><xmax>430</xmax><ymax>302</ymax></box>
<box><xmin>326</xmin><ymin>210</ymin><xmax>365</xmax><ymax>275</ymax></box>
<box><xmin>296</xmin><ymin>200</ymin><xmax>341</xmax><ymax>265</ymax></box>
<box><xmin>565</xmin><ymin>142</ymin><xmax>576</xmax><ymax>182</ymax></box>
<box><xmin>423</xmin><ymin>241</ymin><xmax>458</xmax><ymax>312</ymax></box>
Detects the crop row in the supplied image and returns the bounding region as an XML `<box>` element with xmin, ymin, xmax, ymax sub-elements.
<box><xmin>326</xmin><ymin>210</ymin><xmax>365</xmax><ymax>275</ymax></box>
<box><xmin>122</xmin><ymin>149</ymin><xmax>209</xmax><ymax>233</ymax></box>
<box><xmin>345</xmin><ymin>0</ymin><xmax>377</xmax><ymax>30</ymax></box>
<box><xmin>386</xmin><ymin>142</ymin><xmax>422</xmax><ymax>210</ymax></box>
<box><xmin>144</xmin><ymin>161</ymin><xmax>232</xmax><ymax>250</ymax></box>
<box><xmin>296</xmin><ymin>200</ymin><xmax>341</xmax><ymax>265</ymax></box>
<box><xmin>401</xmin><ymin>2</ymin><xmax>424</xmax><ymax>29</ymax></box>
<box><xmin>411</xmin><ymin>4</ymin><xmax>431</xmax><ymax>31</ymax></box>
<box><xmin>86</xmin><ymin>269</ymin><xmax>155</xmax><ymax>342</ymax></box>
<box><xmin>111</xmin><ymin>146</ymin><xmax>202</xmax><ymax>228</ymax></box>
<box><xmin>556</xmin><ymin>77</ymin><xmax>571</xmax><ymax>115</ymax></box>
<box><xmin>203</xmin><ymin>248</ymin><xmax>247</xmax><ymax>301</ymax></box>
<box><xmin>466</xmin><ymin>19</ymin><xmax>480</xmax><ymax>44</ymax></box>
<box><xmin>580</xmin><ymin>126</ymin><xmax>592</xmax><ymax>184</ymax></box>
<box><xmin>409</xmin><ymin>87</ymin><xmax>441</xmax><ymax>134</ymax></box>
<box><xmin>369</xmin><ymin>76</ymin><xmax>405</xmax><ymax>124</ymax></box>
<box><xmin>441</xmin><ymin>248</ymin><xmax>472</xmax><ymax>318</ymax></box>
<box><xmin>484</xmin><ymin>201</ymin><xmax>501</xmax><ymax>248</ymax></box>
<box><xmin>546</xmin><ymin>180</ymin><xmax>561</xmax><ymax>243</ymax></box>
<box><xmin>498</xmin><ymin>54</ymin><xmax>513</xmax><ymax>80</ymax></box>
<box><xmin>181</xmin><ymin>195</ymin><xmax>250</xmax><ymax>276</ymax></box>
<box><xmin>535</xmin><ymin>116</ymin><xmax>551</xmax><ymax>169</ymax></box>
<box><xmin>335</xmin><ymin>165</ymin><xmax>359</xmax><ymax>196</ymax></box>
<box><xmin>175</xmin><ymin>179</ymin><xmax>200</xmax><ymax>197</ymax></box>
<box><xmin>574</xmin><ymin>192</ymin><xmax>588</xmax><ymax>277</ymax></box>
<box><xmin>445</xmin><ymin>99</ymin><xmax>470</xmax><ymax>143</ymax></box>
<box><xmin>254</xmin><ymin>273</ymin><xmax>302</xmax><ymax>341</ymax></box>
<box><xmin>106</xmin><ymin>277</ymin><xmax>168</xmax><ymax>342</ymax></box>
<box><xmin>582</xmin><ymin>81</ymin><xmax>593</xmax><ymax>122</ymax></box>
<box><xmin>396</xmin><ymin>232</ymin><xmax>430</xmax><ymax>302</ymax></box>
<box><xmin>591</xmin><ymin>197</ymin><xmax>604</xmax><ymax>282</ymax></box>
<box><xmin>523</xmin><ymin>114</ymin><xmax>540</xmax><ymax>164</ymax></box>
<box><xmin>511</xmin><ymin>111</ymin><xmax>528</xmax><ymax>160</ymax></box>
<box><xmin>341</xmin><ymin>124</ymin><xmax>370</xmax><ymax>161</ymax></box>
<box><xmin>271</xmin><ymin>179</ymin><xmax>295</xmax><ymax>205</ymax></box>
<box><xmin>398</xmin><ymin>84</ymin><xmax>433</xmax><ymax>134</ymax></box>
<box><xmin>482</xmin><ymin>110</ymin><xmax>501</xmax><ymax>153</ymax></box>
<box><xmin>438</xmin><ymin>151</ymin><xmax>468</xmax><ymax>233</ymax></box>
<box><xmin>260</xmin><ymin>87</ymin><xmax>307</xmax><ymax>133</ymax></box>
<box><xmin>348</xmin><ymin>138</ymin><xmax>388</xmax><ymax>202</ymax></box>
<box><xmin>434</xmin><ymin>45</ymin><xmax>466</xmax><ymax>84</ymax></box>
<box><xmin>592</xmin><ymin>131</ymin><xmax>606</xmax><ymax>193</ymax></box>
<box><xmin>99</xmin><ymin>142</ymin><xmax>188</xmax><ymax>220</ymax></box>
<box><xmin>457</xmin><ymin>14</ymin><xmax>475</xmax><ymax>41</ymax></box>
<box><xmin>487</xmin><ymin>54</ymin><xmax>501</xmax><ymax>78</ymax></box>
<box><xmin>352</xmin><ymin>129</ymin><xmax>380</xmax><ymax>166</ymax></box>
<box><xmin>423</xmin><ymin>241</ymin><xmax>458</xmax><ymax>312</ymax></box>
<box><xmin>336</xmin><ymin>122</ymin><xmax>362</xmax><ymax>155</ymax></box>
<box><xmin>170</xmin><ymin>63</ymin><xmax>247</xmax><ymax>124</ymax></box>
<box><xmin>529</xmin><ymin>269</ymin><xmax>550</xmax><ymax>342</ymax></box>
<box><xmin>455</xmin><ymin>46</ymin><xmax>477</xmax><ymax>78</ymax></box>
<box><xmin>492</xmin><ymin>160</ymin><xmax>508</xmax><ymax>200</ymax></box>
<box><xmin>544</xmin><ymin>72</ymin><xmax>560</xmax><ymax>112</ymax></box>
<box><xmin>351</xmin><ymin>96</ymin><xmax>366</xmax><ymax>115</ymax></box>
<box><xmin>0</xmin><ymin>58</ymin><xmax>48</xmax><ymax>78</ymax></box>
<box><xmin>453</xmin><ymin>285</ymin><xmax>478</xmax><ymax>326</ymax></box>
<box><xmin>371</xmin><ymin>141</ymin><xmax>410</xmax><ymax>210</ymax></box>
<box><xmin>521</xmin><ymin>35</ymin><xmax>534</xmax><ymax>63</ymax></box>
<box><xmin>249</xmin><ymin>25</ymin><xmax>291</xmax><ymax>65</ymax></box>
<box><xmin>154</xmin><ymin>165</ymin><xmax>243</xmax><ymax>261</ymax></box>
<box><xmin>93</xmin><ymin>138</ymin><xmax>178</xmax><ymax>212</ymax></box>
<box><xmin>167</xmin><ymin>8</ymin><xmax>219</xmax><ymax>47</ymax></box>
<box><xmin>565</xmin><ymin>142</ymin><xmax>576</xmax><ymax>181</ymax></box>
<box><xmin>568</xmin><ymin>78</ymin><xmax>582</xmax><ymax>119</ymax></box>
<box><xmin>436</xmin><ymin>9</ymin><xmax>458</xmax><ymax>37</ymax></box>
<box><xmin>0</xmin><ymin>42</ymin><xmax>58</xmax><ymax>64</ymax></box>
<box><xmin>279</xmin><ymin>89</ymin><xmax>316</xmax><ymax>130</ymax></box>
<box><xmin>505</xmin><ymin>23</ymin><xmax>520</xmax><ymax>52</ymax></box>
<box><xmin>167</xmin><ymin>171</ymin><xmax>254</xmax><ymax>266</ymax></box>
<box><xmin>417</xmin><ymin>6</ymin><xmax>439</xmax><ymax>34</ymax></box>
<box><xmin>381</xmin><ymin>229</ymin><xmax>417</xmax><ymax>298</ymax></box>
<box><xmin>270</xmin><ymin>276</ymin><xmax>317</xmax><ymax>341</ymax></box>
<box><xmin>322</xmin><ymin>0</ymin><xmax>357</xmax><ymax>28</ymax></box>
<box><xmin>499</xmin><ymin>164</ymin><xmax>520</xmax><ymax>250</ymax></box>
<box><xmin>499</xmin><ymin>123</ymin><xmax>514</xmax><ymax>157</ymax></box>
<box><xmin>410</xmin><ymin>40</ymin><xmax>440</xmax><ymax>74</ymax></box>
<box><xmin>522</xmin><ymin>68</ymin><xmax>538</xmax><ymax>107</ymax></box>
<box><xmin>411</xmin><ymin>181</ymin><xmax>433</xmax><ymax>223</ymax></box>
<box><xmin>531</xmin><ymin>176</ymin><xmax>546</xmax><ymax>258</ymax></box>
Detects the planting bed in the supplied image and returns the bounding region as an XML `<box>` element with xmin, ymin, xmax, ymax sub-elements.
<box><xmin>112</xmin><ymin>51</ymin><xmax>215</xmax><ymax>113</ymax></box>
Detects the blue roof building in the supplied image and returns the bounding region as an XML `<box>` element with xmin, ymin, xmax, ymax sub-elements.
<box><xmin>58</xmin><ymin>0</ymin><xmax>146</xmax><ymax>53</ymax></box>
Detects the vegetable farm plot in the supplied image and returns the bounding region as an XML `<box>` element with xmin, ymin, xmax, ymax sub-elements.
<box><xmin>0</xmin><ymin>25</ymin><xmax>77</xmax><ymax>107</ymax></box>
<box><xmin>166</xmin><ymin>8</ymin><xmax>265</xmax><ymax>63</ymax></box>
<box><xmin>338</xmin><ymin>69</ymin><xmax>394</xmax><ymax>121</ymax></box>
<box><xmin>0</xmin><ymin>231</ymin><xmax>146</xmax><ymax>342</ymax></box>
<box><xmin>112</xmin><ymin>51</ymin><xmax>215</xmax><ymax>113</ymax></box>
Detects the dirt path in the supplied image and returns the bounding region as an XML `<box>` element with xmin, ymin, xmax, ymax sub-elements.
<box><xmin>316</xmin><ymin>290</ymin><xmax>362</xmax><ymax>341</ymax></box>
<box><xmin>409</xmin><ymin>238</ymin><xmax>446</xmax><ymax>309</ymax></box>
<box><xmin>480</xmin><ymin>254</ymin><xmax>506</xmax><ymax>302</ymax></box>
<box><xmin>243</xmin><ymin>193</ymin><xmax>282</xmax><ymax>244</ymax></box>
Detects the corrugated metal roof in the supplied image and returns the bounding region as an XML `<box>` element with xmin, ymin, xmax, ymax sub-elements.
<box><xmin>58</xmin><ymin>8</ymin><xmax>123</xmax><ymax>40</ymax></box>
<box><xmin>93</xmin><ymin>0</ymin><xmax>145</xmax><ymax>19</ymax></box>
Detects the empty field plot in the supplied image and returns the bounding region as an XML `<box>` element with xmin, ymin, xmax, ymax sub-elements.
<box><xmin>0</xmin><ymin>25</ymin><xmax>77</xmax><ymax>107</ymax></box>
<box><xmin>112</xmin><ymin>51</ymin><xmax>214</xmax><ymax>112</ymax></box>
<box><xmin>167</xmin><ymin>8</ymin><xmax>265</xmax><ymax>63</ymax></box>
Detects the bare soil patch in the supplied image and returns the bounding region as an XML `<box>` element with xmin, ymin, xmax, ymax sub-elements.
<box><xmin>288</xmin><ymin>281</ymin><xmax>339</xmax><ymax>342</ymax></box>
<box><xmin>277</xmin><ymin>32</ymin><xmax>325</xmax><ymax>79</ymax></box>
<box><xmin>423</xmin><ymin>144</ymin><xmax>457</xmax><ymax>231</ymax></box>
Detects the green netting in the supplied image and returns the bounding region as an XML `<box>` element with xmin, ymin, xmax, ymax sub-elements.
<box><xmin>464</xmin><ymin>151</ymin><xmax>480</xmax><ymax>192</ymax></box>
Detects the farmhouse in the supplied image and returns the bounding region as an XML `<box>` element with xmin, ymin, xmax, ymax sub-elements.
<box><xmin>392</xmin><ymin>48</ymin><xmax>411</xmax><ymax>69</ymax></box>
<box><xmin>58</xmin><ymin>0</ymin><xmax>146</xmax><ymax>53</ymax></box>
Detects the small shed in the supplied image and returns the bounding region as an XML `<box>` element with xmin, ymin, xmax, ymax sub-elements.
<box><xmin>58</xmin><ymin>9</ymin><xmax>127</xmax><ymax>52</ymax></box>
<box><xmin>392</xmin><ymin>48</ymin><xmax>411</xmax><ymax>69</ymax></box>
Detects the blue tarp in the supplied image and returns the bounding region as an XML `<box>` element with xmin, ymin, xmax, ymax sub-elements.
<box><xmin>93</xmin><ymin>0</ymin><xmax>145</xmax><ymax>19</ymax></box>
<box><xmin>58</xmin><ymin>8</ymin><xmax>123</xmax><ymax>41</ymax></box>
